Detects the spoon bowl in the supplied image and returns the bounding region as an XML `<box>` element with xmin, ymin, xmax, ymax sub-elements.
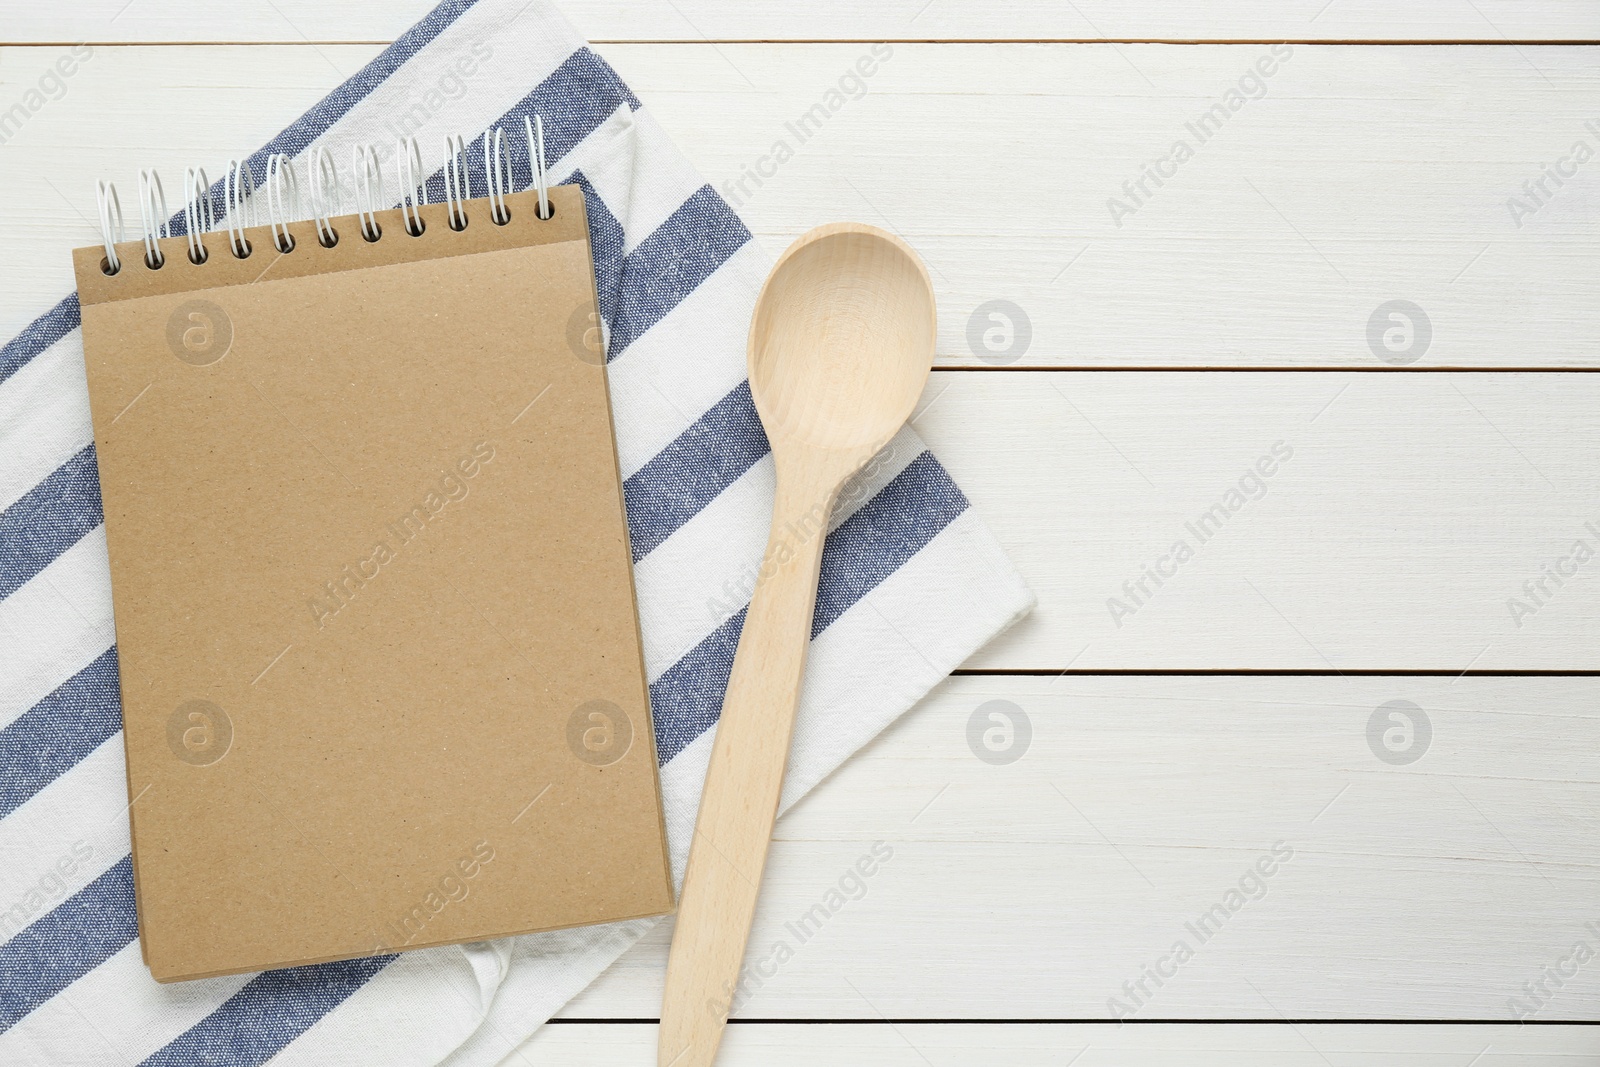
<box><xmin>749</xmin><ymin>224</ymin><xmax>936</xmax><ymax>454</ymax></box>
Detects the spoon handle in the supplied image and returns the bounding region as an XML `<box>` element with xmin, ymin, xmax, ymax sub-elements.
<box><xmin>659</xmin><ymin>470</ymin><xmax>835</xmax><ymax>1067</ymax></box>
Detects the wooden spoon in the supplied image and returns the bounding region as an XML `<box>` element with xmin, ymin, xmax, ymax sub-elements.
<box><xmin>658</xmin><ymin>223</ymin><xmax>936</xmax><ymax>1067</ymax></box>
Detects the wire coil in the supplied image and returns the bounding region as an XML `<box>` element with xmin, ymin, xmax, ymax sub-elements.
<box><xmin>265</xmin><ymin>153</ymin><xmax>299</xmax><ymax>254</ymax></box>
<box><xmin>93</xmin><ymin>118</ymin><xmax>558</xmax><ymax>273</ymax></box>
<box><xmin>352</xmin><ymin>144</ymin><xmax>385</xmax><ymax>242</ymax></box>
<box><xmin>224</xmin><ymin>159</ymin><xmax>253</xmax><ymax>259</ymax></box>
<box><xmin>96</xmin><ymin>180</ymin><xmax>124</xmax><ymax>276</ymax></box>
<box><xmin>397</xmin><ymin>137</ymin><xmax>428</xmax><ymax>237</ymax></box>
<box><xmin>309</xmin><ymin>147</ymin><xmax>341</xmax><ymax>248</ymax></box>
<box><xmin>443</xmin><ymin>134</ymin><xmax>472</xmax><ymax>231</ymax></box>
<box><xmin>182</xmin><ymin>167</ymin><xmax>212</xmax><ymax>265</ymax></box>
<box><xmin>138</xmin><ymin>169</ymin><xmax>169</xmax><ymax>269</ymax></box>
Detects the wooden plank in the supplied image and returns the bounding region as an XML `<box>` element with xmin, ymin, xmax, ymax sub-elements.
<box><xmin>606</xmin><ymin>42</ymin><xmax>1600</xmax><ymax>368</ymax></box>
<box><xmin>915</xmin><ymin>371</ymin><xmax>1600</xmax><ymax>670</ymax></box>
<box><xmin>5</xmin><ymin>0</ymin><xmax>1600</xmax><ymax>44</ymax></box>
<box><xmin>549</xmin><ymin>675</ymin><xmax>1600</xmax><ymax>1021</ymax></box>
<box><xmin>7</xmin><ymin>44</ymin><xmax>1600</xmax><ymax>367</ymax></box>
<box><xmin>513</xmin><ymin>1022</ymin><xmax>1600</xmax><ymax>1066</ymax></box>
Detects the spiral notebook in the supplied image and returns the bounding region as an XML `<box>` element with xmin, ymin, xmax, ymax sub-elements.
<box><xmin>69</xmin><ymin>135</ymin><xmax>673</xmax><ymax>982</ymax></box>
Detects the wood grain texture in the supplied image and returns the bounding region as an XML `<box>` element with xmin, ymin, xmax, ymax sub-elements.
<box><xmin>4</xmin><ymin>0</ymin><xmax>1600</xmax><ymax>43</ymax></box>
<box><xmin>9</xmin><ymin>44</ymin><xmax>1600</xmax><ymax>366</ymax></box>
<box><xmin>521</xmin><ymin>1022</ymin><xmax>1600</xmax><ymax>1065</ymax></box>
<box><xmin>554</xmin><ymin>675</ymin><xmax>1600</xmax><ymax>1021</ymax></box>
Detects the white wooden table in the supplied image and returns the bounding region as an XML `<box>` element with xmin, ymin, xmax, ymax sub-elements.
<box><xmin>5</xmin><ymin>2</ymin><xmax>1600</xmax><ymax>1063</ymax></box>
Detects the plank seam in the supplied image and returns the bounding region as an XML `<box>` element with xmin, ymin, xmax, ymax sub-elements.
<box><xmin>6</xmin><ymin>39</ymin><xmax>1600</xmax><ymax>46</ymax></box>
<box><xmin>543</xmin><ymin>1017</ymin><xmax>1600</xmax><ymax>1025</ymax></box>
<box><xmin>953</xmin><ymin>669</ymin><xmax>1600</xmax><ymax>676</ymax></box>
<box><xmin>932</xmin><ymin>366</ymin><xmax>1600</xmax><ymax>373</ymax></box>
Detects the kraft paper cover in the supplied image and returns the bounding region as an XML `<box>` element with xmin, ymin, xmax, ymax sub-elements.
<box><xmin>71</xmin><ymin>186</ymin><xmax>673</xmax><ymax>982</ymax></box>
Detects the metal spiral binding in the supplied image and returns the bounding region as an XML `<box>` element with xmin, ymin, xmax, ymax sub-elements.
<box><xmin>352</xmin><ymin>144</ymin><xmax>385</xmax><ymax>242</ymax></box>
<box><xmin>182</xmin><ymin>167</ymin><xmax>212</xmax><ymax>265</ymax></box>
<box><xmin>443</xmin><ymin>134</ymin><xmax>472</xmax><ymax>231</ymax></box>
<box><xmin>524</xmin><ymin>114</ymin><xmax>552</xmax><ymax>220</ymax></box>
<box><xmin>224</xmin><ymin>159</ymin><xmax>253</xmax><ymax>259</ymax></box>
<box><xmin>309</xmin><ymin>147</ymin><xmax>341</xmax><ymax>248</ymax></box>
<box><xmin>265</xmin><ymin>153</ymin><xmax>299</xmax><ymax>254</ymax></box>
<box><xmin>397</xmin><ymin>137</ymin><xmax>428</xmax><ymax>237</ymax></box>
<box><xmin>138</xmin><ymin>169</ymin><xmax>168</xmax><ymax>269</ymax></box>
<box><xmin>93</xmin><ymin>115</ymin><xmax>558</xmax><ymax>274</ymax></box>
<box><xmin>96</xmin><ymin>181</ymin><xmax>124</xmax><ymax>275</ymax></box>
<box><xmin>485</xmin><ymin>127</ymin><xmax>512</xmax><ymax>225</ymax></box>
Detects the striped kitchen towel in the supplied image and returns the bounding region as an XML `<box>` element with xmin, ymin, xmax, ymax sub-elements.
<box><xmin>0</xmin><ymin>0</ymin><xmax>1032</xmax><ymax>1063</ymax></box>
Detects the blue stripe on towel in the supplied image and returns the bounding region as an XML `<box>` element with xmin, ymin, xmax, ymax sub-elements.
<box><xmin>0</xmin><ymin>444</ymin><xmax>102</xmax><ymax>600</ymax></box>
<box><xmin>569</xmin><ymin>172</ymin><xmax>626</xmax><ymax>329</ymax></box>
<box><xmin>650</xmin><ymin>451</ymin><xmax>969</xmax><ymax>764</ymax></box>
<box><xmin>809</xmin><ymin>451</ymin><xmax>969</xmax><ymax>634</ymax></box>
<box><xmin>652</xmin><ymin>609</ymin><xmax>745</xmax><ymax>768</ymax></box>
<box><xmin>139</xmin><ymin>955</ymin><xmax>396</xmax><ymax>1067</ymax></box>
<box><xmin>505</xmin><ymin>47</ymin><xmax>641</xmax><ymax>159</ymax></box>
<box><xmin>0</xmin><ymin>855</ymin><xmax>138</xmax><ymax>1034</ymax></box>
<box><xmin>0</xmin><ymin>647</ymin><xmax>120</xmax><ymax>819</ymax></box>
<box><xmin>0</xmin><ymin>294</ymin><xmax>78</xmax><ymax>388</ymax></box>
<box><xmin>623</xmin><ymin>382</ymin><xmax>766</xmax><ymax>562</ymax></box>
<box><xmin>606</xmin><ymin>185</ymin><xmax>751</xmax><ymax>358</ymax></box>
